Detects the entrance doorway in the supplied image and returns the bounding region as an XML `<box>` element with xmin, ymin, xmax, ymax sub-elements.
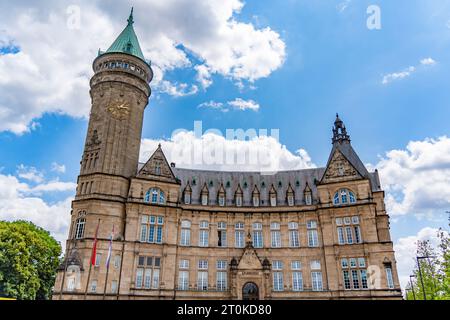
<box><xmin>242</xmin><ymin>282</ymin><xmax>259</xmax><ymax>300</ymax></box>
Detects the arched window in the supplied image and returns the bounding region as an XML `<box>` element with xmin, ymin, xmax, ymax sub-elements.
<box><xmin>144</xmin><ymin>188</ymin><xmax>165</xmax><ymax>204</ymax></box>
<box><xmin>333</xmin><ymin>189</ymin><xmax>356</xmax><ymax>205</ymax></box>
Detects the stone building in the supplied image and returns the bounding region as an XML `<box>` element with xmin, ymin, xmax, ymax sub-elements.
<box><xmin>53</xmin><ymin>10</ymin><xmax>402</xmax><ymax>300</ymax></box>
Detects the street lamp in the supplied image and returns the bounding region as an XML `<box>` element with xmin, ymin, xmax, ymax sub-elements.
<box><xmin>409</xmin><ymin>275</ymin><xmax>416</xmax><ymax>300</ymax></box>
<box><xmin>416</xmin><ymin>255</ymin><xmax>436</xmax><ymax>300</ymax></box>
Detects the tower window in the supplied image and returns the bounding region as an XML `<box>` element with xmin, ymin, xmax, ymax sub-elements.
<box><xmin>74</xmin><ymin>218</ymin><xmax>85</xmax><ymax>239</ymax></box>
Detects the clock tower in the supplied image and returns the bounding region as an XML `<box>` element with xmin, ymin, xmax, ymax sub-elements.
<box><xmin>68</xmin><ymin>8</ymin><xmax>152</xmax><ymax>266</ymax></box>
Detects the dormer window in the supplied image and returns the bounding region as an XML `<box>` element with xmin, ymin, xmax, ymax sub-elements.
<box><xmin>236</xmin><ymin>195</ymin><xmax>242</xmax><ymax>207</ymax></box>
<box><xmin>287</xmin><ymin>195</ymin><xmax>294</xmax><ymax>206</ymax></box>
<box><xmin>184</xmin><ymin>193</ymin><xmax>191</xmax><ymax>205</ymax></box>
<box><xmin>253</xmin><ymin>196</ymin><xmax>260</xmax><ymax>207</ymax></box>
<box><xmin>305</xmin><ymin>194</ymin><xmax>312</xmax><ymax>205</ymax></box>
<box><xmin>270</xmin><ymin>195</ymin><xmax>276</xmax><ymax>207</ymax></box>
<box><xmin>201</xmin><ymin>194</ymin><xmax>208</xmax><ymax>206</ymax></box>
<box><xmin>219</xmin><ymin>195</ymin><xmax>225</xmax><ymax>207</ymax></box>
<box><xmin>333</xmin><ymin>189</ymin><xmax>356</xmax><ymax>205</ymax></box>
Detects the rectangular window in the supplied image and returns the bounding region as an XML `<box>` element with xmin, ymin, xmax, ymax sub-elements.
<box><xmin>156</xmin><ymin>225</ymin><xmax>163</xmax><ymax>244</ymax></box>
<box><xmin>95</xmin><ymin>253</ymin><xmax>101</xmax><ymax>267</ymax></box>
<box><xmin>135</xmin><ymin>268</ymin><xmax>143</xmax><ymax>288</ymax></box>
<box><xmin>217</xmin><ymin>260</ymin><xmax>227</xmax><ymax>270</ymax></box>
<box><xmin>273</xmin><ymin>260</ymin><xmax>283</xmax><ymax>270</ymax></box>
<box><xmin>178</xmin><ymin>271</ymin><xmax>189</xmax><ymax>290</ymax></box>
<box><xmin>253</xmin><ymin>230</ymin><xmax>263</xmax><ymax>248</ymax></box>
<box><xmin>90</xmin><ymin>280</ymin><xmax>97</xmax><ymax>293</ymax></box>
<box><xmin>198</xmin><ymin>260</ymin><xmax>208</xmax><ymax>270</ymax></box>
<box><xmin>289</xmin><ymin>230</ymin><xmax>300</xmax><ymax>247</ymax></box>
<box><xmin>345</xmin><ymin>226</ymin><xmax>353</xmax><ymax>244</ymax></box>
<box><xmin>180</xmin><ymin>229</ymin><xmax>190</xmax><ymax>246</ymax></box>
<box><xmin>273</xmin><ymin>272</ymin><xmax>284</xmax><ymax>291</ymax></box>
<box><xmin>271</xmin><ymin>231</ymin><xmax>281</xmax><ymax>248</ymax></box>
<box><xmin>360</xmin><ymin>269</ymin><xmax>368</xmax><ymax>289</ymax></box>
<box><xmin>114</xmin><ymin>255</ymin><xmax>121</xmax><ymax>269</ymax></box>
<box><xmin>310</xmin><ymin>260</ymin><xmax>321</xmax><ymax>270</ymax></box>
<box><xmin>199</xmin><ymin>230</ymin><xmax>209</xmax><ymax>247</ymax></box>
<box><xmin>291</xmin><ymin>261</ymin><xmax>302</xmax><ymax>270</ymax></box>
<box><xmin>292</xmin><ymin>272</ymin><xmax>303</xmax><ymax>291</ymax></box>
<box><xmin>308</xmin><ymin>230</ymin><xmax>319</xmax><ymax>247</ymax></box>
<box><xmin>337</xmin><ymin>227</ymin><xmax>345</xmax><ymax>245</ymax></box>
<box><xmin>148</xmin><ymin>225</ymin><xmax>155</xmax><ymax>243</ymax></box>
<box><xmin>218</xmin><ymin>230</ymin><xmax>227</xmax><ymax>247</ymax></box>
<box><xmin>235</xmin><ymin>230</ymin><xmax>245</xmax><ymax>248</ymax></box>
<box><xmin>351</xmin><ymin>269</ymin><xmax>360</xmax><ymax>289</ymax></box>
<box><xmin>358</xmin><ymin>258</ymin><xmax>366</xmax><ymax>268</ymax></box>
<box><xmin>341</xmin><ymin>258</ymin><xmax>348</xmax><ymax>268</ymax></box>
<box><xmin>216</xmin><ymin>271</ymin><xmax>227</xmax><ymax>291</ymax></box>
<box><xmin>152</xmin><ymin>269</ymin><xmax>160</xmax><ymax>289</ymax></box>
<box><xmin>144</xmin><ymin>268</ymin><xmax>152</xmax><ymax>289</ymax></box>
<box><xmin>179</xmin><ymin>259</ymin><xmax>189</xmax><ymax>269</ymax></box>
<box><xmin>343</xmin><ymin>270</ymin><xmax>351</xmax><ymax>289</ymax></box>
<box><xmin>386</xmin><ymin>267</ymin><xmax>394</xmax><ymax>289</ymax></box>
<box><xmin>140</xmin><ymin>224</ymin><xmax>147</xmax><ymax>242</ymax></box>
<box><xmin>111</xmin><ymin>280</ymin><xmax>118</xmax><ymax>293</ymax></box>
<box><xmin>184</xmin><ymin>193</ymin><xmax>191</xmax><ymax>204</ymax></box>
<box><xmin>311</xmin><ymin>272</ymin><xmax>323</xmax><ymax>291</ymax></box>
<box><xmin>354</xmin><ymin>226</ymin><xmax>361</xmax><ymax>243</ymax></box>
<box><xmin>197</xmin><ymin>271</ymin><xmax>208</xmax><ymax>291</ymax></box>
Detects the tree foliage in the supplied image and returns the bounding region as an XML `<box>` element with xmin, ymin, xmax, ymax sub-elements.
<box><xmin>405</xmin><ymin>217</ymin><xmax>450</xmax><ymax>300</ymax></box>
<box><xmin>0</xmin><ymin>220</ymin><xmax>61</xmax><ymax>300</ymax></box>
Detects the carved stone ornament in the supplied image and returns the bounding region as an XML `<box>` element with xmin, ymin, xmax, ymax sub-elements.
<box><xmin>322</xmin><ymin>150</ymin><xmax>359</xmax><ymax>183</ymax></box>
<box><xmin>86</xmin><ymin>129</ymin><xmax>101</xmax><ymax>147</ymax></box>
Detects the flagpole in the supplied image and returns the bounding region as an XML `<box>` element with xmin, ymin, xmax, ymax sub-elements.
<box><xmin>84</xmin><ymin>218</ymin><xmax>100</xmax><ymax>300</ymax></box>
<box><xmin>58</xmin><ymin>238</ymin><xmax>73</xmax><ymax>300</ymax></box>
<box><xmin>103</xmin><ymin>225</ymin><xmax>114</xmax><ymax>300</ymax></box>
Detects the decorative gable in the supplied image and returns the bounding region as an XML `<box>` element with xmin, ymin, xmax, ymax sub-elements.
<box><xmin>321</xmin><ymin>149</ymin><xmax>362</xmax><ymax>184</ymax></box>
<box><xmin>137</xmin><ymin>144</ymin><xmax>178</xmax><ymax>183</ymax></box>
<box><xmin>237</xmin><ymin>248</ymin><xmax>263</xmax><ymax>270</ymax></box>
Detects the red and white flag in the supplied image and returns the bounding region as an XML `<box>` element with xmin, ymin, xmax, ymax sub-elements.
<box><xmin>90</xmin><ymin>220</ymin><xmax>100</xmax><ymax>266</ymax></box>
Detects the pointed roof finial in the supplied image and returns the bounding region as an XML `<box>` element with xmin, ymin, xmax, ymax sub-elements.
<box><xmin>127</xmin><ymin>7</ymin><xmax>134</xmax><ymax>26</ymax></box>
<box><xmin>332</xmin><ymin>113</ymin><xmax>350</xmax><ymax>144</ymax></box>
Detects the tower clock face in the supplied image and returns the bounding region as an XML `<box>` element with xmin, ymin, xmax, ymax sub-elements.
<box><xmin>106</xmin><ymin>100</ymin><xmax>130</xmax><ymax>120</ymax></box>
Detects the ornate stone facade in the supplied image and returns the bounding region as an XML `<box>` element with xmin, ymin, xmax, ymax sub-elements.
<box><xmin>52</xmin><ymin>11</ymin><xmax>402</xmax><ymax>300</ymax></box>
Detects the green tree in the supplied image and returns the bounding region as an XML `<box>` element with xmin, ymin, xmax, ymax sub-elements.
<box><xmin>0</xmin><ymin>220</ymin><xmax>61</xmax><ymax>300</ymax></box>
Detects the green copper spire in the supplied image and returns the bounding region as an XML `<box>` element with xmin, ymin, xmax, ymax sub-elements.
<box><xmin>105</xmin><ymin>7</ymin><xmax>146</xmax><ymax>62</ymax></box>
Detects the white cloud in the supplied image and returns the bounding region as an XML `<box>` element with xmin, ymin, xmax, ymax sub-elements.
<box><xmin>382</xmin><ymin>66</ymin><xmax>416</xmax><ymax>85</ymax></box>
<box><xmin>337</xmin><ymin>0</ymin><xmax>351</xmax><ymax>13</ymax></box>
<box><xmin>0</xmin><ymin>0</ymin><xmax>286</xmax><ymax>134</ymax></box>
<box><xmin>382</xmin><ymin>57</ymin><xmax>437</xmax><ymax>85</ymax></box>
<box><xmin>368</xmin><ymin>136</ymin><xmax>450</xmax><ymax>218</ymax></box>
<box><xmin>51</xmin><ymin>162</ymin><xmax>66</xmax><ymax>174</ymax></box>
<box><xmin>227</xmin><ymin>98</ymin><xmax>260</xmax><ymax>111</ymax></box>
<box><xmin>198</xmin><ymin>98</ymin><xmax>260</xmax><ymax>112</ymax></box>
<box><xmin>394</xmin><ymin>227</ymin><xmax>446</xmax><ymax>291</ymax></box>
<box><xmin>0</xmin><ymin>173</ymin><xmax>75</xmax><ymax>248</ymax></box>
<box><xmin>420</xmin><ymin>57</ymin><xmax>436</xmax><ymax>65</ymax></box>
<box><xmin>140</xmin><ymin>130</ymin><xmax>316</xmax><ymax>172</ymax></box>
<box><xmin>16</xmin><ymin>164</ymin><xmax>44</xmax><ymax>183</ymax></box>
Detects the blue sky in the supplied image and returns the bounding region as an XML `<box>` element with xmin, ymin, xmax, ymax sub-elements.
<box><xmin>0</xmin><ymin>0</ymin><xmax>450</xmax><ymax>290</ymax></box>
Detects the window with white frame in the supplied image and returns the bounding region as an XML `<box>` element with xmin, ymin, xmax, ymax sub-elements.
<box><xmin>95</xmin><ymin>253</ymin><xmax>101</xmax><ymax>267</ymax></box>
<box><xmin>197</xmin><ymin>260</ymin><xmax>208</xmax><ymax>291</ymax></box>
<box><xmin>140</xmin><ymin>215</ymin><xmax>164</xmax><ymax>244</ymax></box>
<box><xmin>333</xmin><ymin>188</ymin><xmax>356</xmax><ymax>205</ymax></box>
<box><xmin>271</xmin><ymin>222</ymin><xmax>281</xmax><ymax>248</ymax></box>
<box><xmin>341</xmin><ymin>257</ymin><xmax>368</xmax><ymax>290</ymax></box>
<box><xmin>288</xmin><ymin>222</ymin><xmax>300</xmax><ymax>247</ymax></box>
<box><xmin>217</xmin><ymin>222</ymin><xmax>227</xmax><ymax>247</ymax></box>
<box><xmin>292</xmin><ymin>261</ymin><xmax>303</xmax><ymax>292</ymax></box>
<box><xmin>252</xmin><ymin>222</ymin><xmax>263</xmax><ymax>248</ymax></box>
<box><xmin>178</xmin><ymin>271</ymin><xmax>189</xmax><ymax>290</ymax></box>
<box><xmin>216</xmin><ymin>260</ymin><xmax>227</xmax><ymax>291</ymax></box>
<box><xmin>236</xmin><ymin>195</ymin><xmax>242</xmax><ymax>207</ymax></box>
<box><xmin>199</xmin><ymin>220</ymin><xmax>209</xmax><ymax>247</ymax></box>
<box><xmin>180</xmin><ymin>220</ymin><xmax>191</xmax><ymax>246</ymax></box>
<box><xmin>253</xmin><ymin>195</ymin><xmax>260</xmax><ymax>207</ymax></box>
<box><xmin>272</xmin><ymin>260</ymin><xmax>284</xmax><ymax>291</ymax></box>
<box><xmin>311</xmin><ymin>272</ymin><xmax>323</xmax><ymax>291</ymax></box>
<box><xmin>235</xmin><ymin>222</ymin><xmax>245</xmax><ymax>248</ymax></box>
<box><xmin>144</xmin><ymin>188</ymin><xmax>165</xmax><ymax>204</ymax></box>
<box><xmin>179</xmin><ymin>259</ymin><xmax>189</xmax><ymax>269</ymax></box>
<box><xmin>218</xmin><ymin>194</ymin><xmax>225</xmax><ymax>207</ymax></box>
<box><xmin>336</xmin><ymin>216</ymin><xmax>362</xmax><ymax>245</ymax></box>
<box><xmin>385</xmin><ymin>265</ymin><xmax>394</xmax><ymax>289</ymax></box>
<box><xmin>74</xmin><ymin>218</ymin><xmax>85</xmax><ymax>239</ymax></box>
<box><xmin>287</xmin><ymin>194</ymin><xmax>294</xmax><ymax>206</ymax></box>
<box><xmin>307</xmin><ymin>220</ymin><xmax>319</xmax><ymax>247</ymax></box>
<box><xmin>184</xmin><ymin>192</ymin><xmax>191</xmax><ymax>204</ymax></box>
<box><xmin>305</xmin><ymin>193</ymin><xmax>312</xmax><ymax>205</ymax></box>
<box><xmin>135</xmin><ymin>256</ymin><xmax>161</xmax><ymax>289</ymax></box>
<box><xmin>270</xmin><ymin>194</ymin><xmax>277</xmax><ymax>207</ymax></box>
<box><xmin>201</xmin><ymin>194</ymin><xmax>208</xmax><ymax>206</ymax></box>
